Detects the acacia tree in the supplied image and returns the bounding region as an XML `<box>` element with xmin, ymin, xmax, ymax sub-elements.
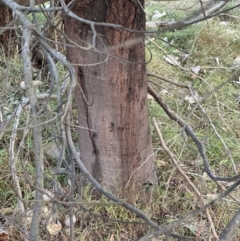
<box><xmin>64</xmin><ymin>0</ymin><xmax>157</xmax><ymax>199</ymax></box>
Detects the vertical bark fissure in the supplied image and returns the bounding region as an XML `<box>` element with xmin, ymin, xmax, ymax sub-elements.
<box><xmin>77</xmin><ymin>65</ymin><xmax>103</xmax><ymax>182</ymax></box>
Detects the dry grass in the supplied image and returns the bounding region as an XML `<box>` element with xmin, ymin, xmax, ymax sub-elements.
<box><xmin>146</xmin><ymin>1</ymin><xmax>240</xmax><ymax>240</ymax></box>
<box><xmin>0</xmin><ymin>1</ymin><xmax>240</xmax><ymax>240</ymax></box>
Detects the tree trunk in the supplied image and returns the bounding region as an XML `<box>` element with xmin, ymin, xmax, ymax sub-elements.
<box><xmin>0</xmin><ymin>5</ymin><xmax>13</xmax><ymax>52</ymax></box>
<box><xmin>0</xmin><ymin>0</ymin><xmax>49</xmax><ymax>53</ymax></box>
<box><xmin>64</xmin><ymin>0</ymin><xmax>157</xmax><ymax>201</ymax></box>
<box><xmin>0</xmin><ymin>0</ymin><xmax>49</xmax><ymax>7</ymax></box>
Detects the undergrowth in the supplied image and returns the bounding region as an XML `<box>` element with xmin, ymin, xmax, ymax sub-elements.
<box><xmin>0</xmin><ymin>1</ymin><xmax>240</xmax><ymax>240</ymax></box>
<box><xmin>147</xmin><ymin>1</ymin><xmax>240</xmax><ymax>239</ymax></box>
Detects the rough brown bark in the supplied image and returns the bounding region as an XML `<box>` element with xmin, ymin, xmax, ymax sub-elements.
<box><xmin>0</xmin><ymin>5</ymin><xmax>13</xmax><ymax>52</ymax></box>
<box><xmin>0</xmin><ymin>0</ymin><xmax>48</xmax><ymax>7</ymax></box>
<box><xmin>0</xmin><ymin>0</ymin><xmax>48</xmax><ymax>52</ymax></box>
<box><xmin>64</xmin><ymin>0</ymin><xmax>157</xmax><ymax>200</ymax></box>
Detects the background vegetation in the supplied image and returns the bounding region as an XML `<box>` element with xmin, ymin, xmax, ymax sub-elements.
<box><xmin>1</xmin><ymin>0</ymin><xmax>240</xmax><ymax>240</ymax></box>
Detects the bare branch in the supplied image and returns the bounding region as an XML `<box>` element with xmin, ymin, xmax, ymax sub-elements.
<box><xmin>59</xmin><ymin>0</ymin><xmax>123</xmax><ymax>28</ymax></box>
<box><xmin>152</xmin><ymin>117</ymin><xmax>218</xmax><ymax>239</ymax></box>
<box><xmin>16</xmin><ymin>6</ymin><xmax>63</xmax><ymax>12</ymax></box>
<box><xmin>9</xmin><ymin>99</ymin><xmax>29</xmax><ymax>241</ymax></box>
<box><xmin>22</xmin><ymin>26</ymin><xmax>44</xmax><ymax>241</ymax></box>
<box><xmin>147</xmin><ymin>72</ymin><xmax>190</xmax><ymax>89</ymax></box>
<box><xmin>148</xmin><ymin>82</ymin><xmax>240</xmax><ymax>182</ymax></box>
<box><xmin>161</xmin><ymin>0</ymin><xmax>231</xmax><ymax>30</ymax></box>
<box><xmin>220</xmin><ymin>210</ymin><xmax>240</xmax><ymax>241</ymax></box>
<box><xmin>64</xmin><ymin>109</ymin><xmax>160</xmax><ymax>229</ymax></box>
<box><xmin>142</xmin><ymin>179</ymin><xmax>240</xmax><ymax>240</ymax></box>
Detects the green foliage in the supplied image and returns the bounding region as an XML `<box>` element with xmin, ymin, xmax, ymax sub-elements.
<box><xmin>27</xmin><ymin>3</ymin><xmax>49</xmax><ymax>24</ymax></box>
<box><xmin>0</xmin><ymin>149</ymin><xmax>8</xmax><ymax>164</ymax></box>
<box><xmin>162</xmin><ymin>25</ymin><xmax>198</xmax><ymax>51</ymax></box>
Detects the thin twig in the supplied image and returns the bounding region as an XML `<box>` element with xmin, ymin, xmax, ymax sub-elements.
<box><xmin>22</xmin><ymin>19</ymin><xmax>44</xmax><ymax>241</ymax></box>
<box><xmin>9</xmin><ymin>99</ymin><xmax>29</xmax><ymax>241</ymax></box>
<box><xmin>189</xmin><ymin>88</ymin><xmax>237</xmax><ymax>174</ymax></box>
<box><xmin>148</xmin><ymin>83</ymin><xmax>240</xmax><ymax>182</ymax></box>
<box><xmin>64</xmin><ymin>103</ymin><xmax>190</xmax><ymax>240</ymax></box>
<box><xmin>152</xmin><ymin>117</ymin><xmax>218</xmax><ymax>239</ymax></box>
<box><xmin>216</xmin><ymin>182</ymin><xmax>240</xmax><ymax>206</ymax></box>
<box><xmin>65</xmin><ymin>109</ymin><xmax>159</xmax><ymax>229</ymax></box>
<box><xmin>147</xmin><ymin>72</ymin><xmax>190</xmax><ymax>89</ymax></box>
<box><xmin>220</xmin><ymin>210</ymin><xmax>240</xmax><ymax>241</ymax></box>
<box><xmin>140</xmin><ymin>179</ymin><xmax>240</xmax><ymax>240</ymax></box>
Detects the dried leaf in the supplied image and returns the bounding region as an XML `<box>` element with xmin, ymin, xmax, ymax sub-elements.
<box><xmin>180</xmin><ymin>52</ymin><xmax>189</xmax><ymax>62</ymax></box>
<box><xmin>0</xmin><ymin>230</ymin><xmax>9</xmax><ymax>241</ymax></box>
<box><xmin>231</xmin><ymin>55</ymin><xmax>240</xmax><ymax>70</ymax></box>
<box><xmin>164</xmin><ymin>55</ymin><xmax>180</xmax><ymax>66</ymax></box>
<box><xmin>159</xmin><ymin>89</ymin><xmax>168</xmax><ymax>95</ymax></box>
<box><xmin>189</xmin><ymin>74</ymin><xmax>197</xmax><ymax>80</ymax></box>
<box><xmin>191</xmin><ymin>66</ymin><xmax>201</xmax><ymax>75</ymax></box>
<box><xmin>47</xmin><ymin>220</ymin><xmax>62</xmax><ymax>235</ymax></box>
<box><xmin>109</xmin><ymin>234</ymin><xmax>115</xmax><ymax>241</ymax></box>
<box><xmin>43</xmin><ymin>142</ymin><xmax>62</xmax><ymax>159</ymax></box>
<box><xmin>184</xmin><ymin>95</ymin><xmax>195</xmax><ymax>104</ymax></box>
<box><xmin>42</xmin><ymin>206</ymin><xmax>51</xmax><ymax>216</ymax></box>
<box><xmin>42</xmin><ymin>190</ymin><xmax>54</xmax><ymax>201</ymax></box>
<box><xmin>156</xmin><ymin>160</ymin><xmax>168</xmax><ymax>168</ymax></box>
<box><xmin>64</xmin><ymin>214</ymin><xmax>76</xmax><ymax>227</ymax></box>
<box><xmin>145</xmin><ymin>37</ymin><xmax>156</xmax><ymax>44</ymax></box>
<box><xmin>151</xmin><ymin>11</ymin><xmax>166</xmax><ymax>21</ymax></box>
<box><xmin>20</xmin><ymin>80</ymin><xmax>43</xmax><ymax>90</ymax></box>
<box><xmin>0</xmin><ymin>208</ymin><xmax>13</xmax><ymax>215</ymax></box>
<box><xmin>147</xmin><ymin>94</ymin><xmax>154</xmax><ymax>101</ymax></box>
<box><xmin>202</xmin><ymin>172</ymin><xmax>211</xmax><ymax>180</ymax></box>
<box><xmin>26</xmin><ymin>209</ymin><xmax>33</xmax><ymax>225</ymax></box>
<box><xmin>205</xmin><ymin>193</ymin><xmax>218</xmax><ymax>201</ymax></box>
<box><xmin>184</xmin><ymin>92</ymin><xmax>200</xmax><ymax>104</ymax></box>
<box><xmin>65</xmin><ymin>228</ymin><xmax>70</xmax><ymax>236</ymax></box>
<box><xmin>219</xmin><ymin>21</ymin><xmax>229</xmax><ymax>26</ymax></box>
<box><xmin>146</xmin><ymin>21</ymin><xmax>158</xmax><ymax>29</ymax></box>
